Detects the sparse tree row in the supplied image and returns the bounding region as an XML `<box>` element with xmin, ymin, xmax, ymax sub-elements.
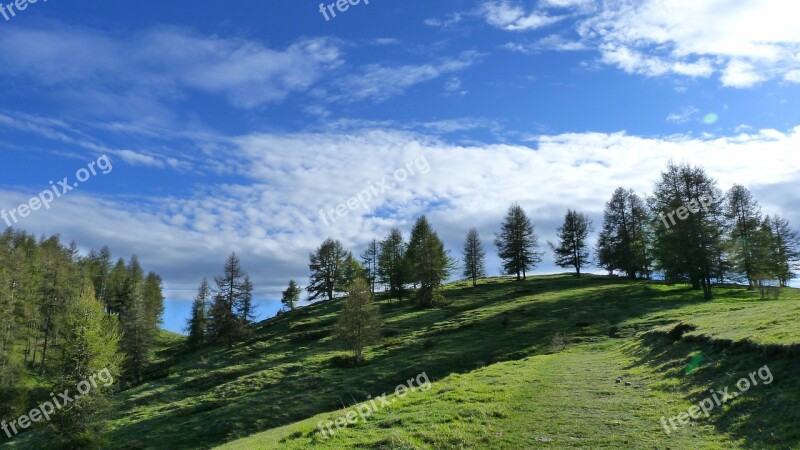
<box><xmin>0</xmin><ymin>229</ymin><xmax>163</xmax><ymax>447</ymax></box>
<box><xmin>187</xmin><ymin>253</ymin><xmax>255</xmax><ymax>348</ymax></box>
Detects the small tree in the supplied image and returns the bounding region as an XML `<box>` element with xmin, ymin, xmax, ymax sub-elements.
<box><xmin>378</xmin><ymin>229</ymin><xmax>408</xmax><ymax>301</ymax></box>
<box><xmin>334</xmin><ymin>278</ymin><xmax>380</xmax><ymax>362</ymax></box>
<box><xmin>462</xmin><ymin>228</ymin><xmax>486</xmax><ymax>287</ymax></box>
<box><xmin>495</xmin><ymin>203</ymin><xmax>542</xmax><ymax>280</ymax></box>
<box><xmin>360</xmin><ymin>238</ymin><xmax>380</xmax><ymax>295</ymax></box>
<box><xmin>187</xmin><ymin>278</ymin><xmax>211</xmax><ymax>347</ymax></box>
<box><xmin>549</xmin><ymin>210</ymin><xmax>593</xmax><ymax>277</ymax></box>
<box><xmin>281</xmin><ymin>280</ymin><xmax>301</xmax><ymax>313</ymax></box>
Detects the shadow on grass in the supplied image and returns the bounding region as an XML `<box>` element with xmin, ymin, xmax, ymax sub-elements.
<box><xmin>627</xmin><ymin>330</ymin><xmax>800</xmax><ymax>449</ymax></box>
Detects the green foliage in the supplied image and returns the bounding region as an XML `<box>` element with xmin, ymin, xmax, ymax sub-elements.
<box><xmin>378</xmin><ymin>229</ymin><xmax>409</xmax><ymax>301</ymax></box>
<box><xmin>333</xmin><ymin>278</ymin><xmax>381</xmax><ymax>361</ymax></box>
<box><xmin>307</xmin><ymin>238</ymin><xmax>353</xmax><ymax>302</ymax></box>
<box><xmin>281</xmin><ymin>280</ymin><xmax>301</xmax><ymax>313</ymax></box>
<box><xmin>405</xmin><ymin>216</ymin><xmax>453</xmax><ymax>307</ymax></box>
<box><xmin>548</xmin><ymin>209</ymin><xmax>593</xmax><ymax>276</ymax></box>
<box><xmin>46</xmin><ymin>281</ymin><xmax>120</xmax><ymax>449</ymax></box>
<box><xmin>494</xmin><ymin>203</ymin><xmax>542</xmax><ymax>280</ymax></box>
<box><xmin>462</xmin><ymin>228</ymin><xmax>486</xmax><ymax>287</ymax></box>
<box><xmin>597</xmin><ymin>187</ymin><xmax>652</xmax><ymax>278</ymax></box>
<box><xmin>208</xmin><ymin>253</ymin><xmax>254</xmax><ymax>346</ymax></box>
<box><xmin>187</xmin><ymin>278</ymin><xmax>211</xmax><ymax>348</ymax></box>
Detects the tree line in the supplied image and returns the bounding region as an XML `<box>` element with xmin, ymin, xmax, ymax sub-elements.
<box><xmin>0</xmin><ymin>229</ymin><xmax>164</xmax><ymax>447</ymax></box>
<box><xmin>189</xmin><ymin>162</ymin><xmax>799</xmax><ymax>364</ymax></box>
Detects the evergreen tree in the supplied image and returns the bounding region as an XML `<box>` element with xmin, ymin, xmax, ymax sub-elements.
<box><xmin>494</xmin><ymin>203</ymin><xmax>542</xmax><ymax>280</ymax></box>
<box><xmin>187</xmin><ymin>278</ymin><xmax>211</xmax><ymax>347</ymax></box>
<box><xmin>549</xmin><ymin>210</ymin><xmax>593</xmax><ymax>277</ymax></box>
<box><xmin>650</xmin><ymin>163</ymin><xmax>726</xmax><ymax>299</ymax></box>
<box><xmin>767</xmin><ymin>215</ymin><xmax>800</xmax><ymax>287</ymax></box>
<box><xmin>209</xmin><ymin>253</ymin><xmax>251</xmax><ymax>346</ymax></box>
<box><xmin>48</xmin><ymin>280</ymin><xmax>120</xmax><ymax>448</ymax></box>
<box><xmin>360</xmin><ymin>238</ymin><xmax>380</xmax><ymax>295</ymax></box>
<box><xmin>597</xmin><ymin>188</ymin><xmax>652</xmax><ymax>278</ymax></box>
<box><xmin>725</xmin><ymin>184</ymin><xmax>763</xmax><ymax>288</ymax></box>
<box><xmin>281</xmin><ymin>280</ymin><xmax>301</xmax><ymax>313</ymax></box>
<box><xmin>462</xmin><ymin>228</ymin><xmax>486</xmax><ymax>287</ymax></box>
<box><xmin>334</xmin><ymin>278</ymin><xmax>380</xmax><ymax>362</ymax></box>
<box><xmin>378</xmin><ymin>228</ymin><xmax>408</xmax><ymax>301</ymax></box>
<box><xmin>405</xmin><ymin>216</ymin><xmax>453</xmax><ymax>307</ymax></box>
<box><xmin>236</xmin><ymin>275</ymin><xmax>255</xmax><ymax>327</ymax></box>
<box><xmin>307</xmin><ymin>238</ymin><xmax>352</xmax><ymax>302</ymax></box>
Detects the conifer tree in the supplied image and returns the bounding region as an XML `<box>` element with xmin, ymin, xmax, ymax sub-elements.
<box><xmin>187</xmin><ymin>278</ymin><xmax>211</xmax><ymax>347</ymax></box>
<box><xmin>334</xmin><ymin>278</ymin><xmax>380</xmax><ymax>362</ymax></box>
<box><xmin>378</xmin><ymin>228</ymin><xmax>408</xmax><ymax>301</ymax></box>
<box><xmin>549</xmin><ymin>210</ymin><xmax>593</xmax><ymax>277</ymax></box>
<box><xmin>307</xmin><ymin>238</ymin><xmax>352</xmax><ymax>302</ymax></box>
<box><xmin>462</xmin><ymin>228</ymin><xmax>486</xmax><ymax>287</ymax></box>
<box><xmin>495</xmin><ymin>203</ymin><xmax>542</xmax><ymax>280</ymax></box>
<box><xmin>360</xmin><ymin>238</ymin><xmax>380</xmax><ymax>295</ymax></box>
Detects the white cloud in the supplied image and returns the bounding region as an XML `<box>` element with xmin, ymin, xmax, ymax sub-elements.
<box><xmin>0</xmin><ymin>26</ymin><xmax>343</xmax><ymax>110</ymax></box>
<box><xmin>5</xmin><ymin>125</ymin><xmax>800</xmax><ymax>304</ymax></box>
<box><xmin>481</xmin><ymin>1</ymin><xmax>563</xmax><ymax>31</ymax></box>
<box><xmin>327</xmin><ymin>52</ymin><xmax>482</xmax><ymax>103</ymax></box>
<box><xmin>666</xmin><ymin>106</ymin><xmax>700</xmax><ymax>124</ymax></box>
<box><xmin>577</xmin><ymin>0</ymin><xmax>800</xmax><ymax>87</ymax></box>
<box><xmin>721</xmin><ymin>60</ymin><xmax>767</xmax><ymax>88</ymax></box>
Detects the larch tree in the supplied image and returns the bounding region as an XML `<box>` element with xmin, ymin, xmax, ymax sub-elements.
<box><xmin>334</xmin><ymin>278</ymin><xmax>380</xmax><ymax>362</ymax></box>
<box><xmin>549</xmin><ymin>209</ymin><xmax>593</xmax><ymax>277</ymax></box>
<box><xmin>650</xmin><ymin>162</ymin><xmax>726</xmax><ymax>299</ymax></box>
<box><xmin>209</xmin><ymin>253</ymin><xmax>252</xmax><ymax>346</ymax></box>
<box><xmin>597</xmin><ymin>188</ymin><xmax>652</xmax><ymax>279</ymax></box>
<box><xmin>462</xmin><ymin>228</ymin><xmax>486</xmax><ymax>287</ymax></box>
<box><xmin>187</xmin><ymin>278</ymin><xmax>211</xmax><ymax>347</ymax></box>
<box><xmin>725</xmin><ymin>184</ymin><xmax>763</xmax><ymax>289</ymax></box>
<box><xmin>360</xmin><ymin>238</ymin><xmax>380</xmax><ymax>295</ymax></box>
<box><xmin>307</xmin><ymin>238</ymin><xmax>352</xmax><ymax>302</ymax></box>
<box><xmin>494</xmin><ymin>203</ymin><xmax>542</xmax><ymax>281</ymax></box>
<box><xmin>405</xmin><ymin>216</ymin><xmax>453</xmax><ymax>307</ymax></box>
<box><xmin>378</xmin><ymin>229</ymin><xmax>408</xmax><ymax>301</ymax></box>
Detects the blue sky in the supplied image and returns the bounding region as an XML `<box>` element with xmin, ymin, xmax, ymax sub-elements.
<box><xmin>2</xmin><ymin>0</ymin><xmax>800</xmax><ymax>332</ymax></box>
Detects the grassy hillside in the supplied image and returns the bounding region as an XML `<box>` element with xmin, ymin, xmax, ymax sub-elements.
<box><xmin>5</xmin><ymin>275</ymin><xmax>800</xmax><ymax>449</ymax></box>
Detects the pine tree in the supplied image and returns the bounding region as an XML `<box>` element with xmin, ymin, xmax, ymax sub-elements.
<box><xmin>236</xmin><ymin>275</ymin><xmax>256</xmax><ymax>327</ymax></box>
<box><xmin>406</xmin><ymin>216</ymin><xmax>453</xmax><ymax>307</ymax></box>
<box><xmin>725</xmin><ymin>184</ymin><xmax>763</xmax><ymax>288</ymax></box>
<box><xmin>281</xmin><ymin>280</ymin><xmax>301</xmax><ymax>313</ymax></box>
<box><xmin>48</xmin><ymin>280</ymin><xmax>120</xmax><ymax>448</ymax></box>
<box><xmin>360</xmin><ymin>238</ymin><xmax>380</xmax><ymax>295</ymax></box>
<box><xmin>187</xmin><ymin>278</ymin><xmax>211</xmax><ymax>347</ymax></box>
<box><xmin>650</xmin><ymin>163</ymin><xmax>726</xmax><ymax>299</ymax></box>
<box><xmin>598</xmin><ymin>188</ymin><xmax>652</xmax><ymax>278</ymax></box>
<box><xmin>462</xmin><ymin>228</ymin><xmax>486</xmax><ymax>287</ymax></box>
<box><xmin>307</xmin><ymin>238</ymin><xmax>352</xmax><ymax>302</ymax></box>
<box><xmin>378</xmin><ymin>228</ymin><xmax>408</xmax><ymax>301</ymax></box>
<box><xmin>334</xmin><ymin>278</ymin><xmax>380</xmax><ymax>362</ymax></box>
<box><xmin>209</xmin><ymin>253</ymin><xmax>251</xmax><ymax>346</ymax></box>
<box><xmin>767</xmin><ymin>215</ymin><xmax>800</xmax><ymax>287</ymax></box>
<box><xmin>494</xmin><ymin>203</ymin><xmax>542</xmax><ymax>280</ymax></box>
<box><xmin>549</xmin><ymin>210</ymin><xmax>593</xmax><ymax>277</ymax></box>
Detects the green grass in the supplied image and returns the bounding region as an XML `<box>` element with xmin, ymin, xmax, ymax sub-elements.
<box><xmin>4</xmin><ymin>275</ymin><xmax>799</xmax><ymax>449</ymax></box>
